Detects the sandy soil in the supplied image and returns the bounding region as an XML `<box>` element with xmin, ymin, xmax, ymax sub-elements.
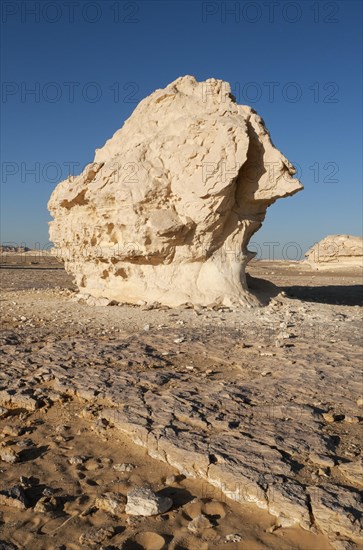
<box><xmin>0</xmin><ymin>252</ymin><xmax>362</xmax><ymax>550</ymax></box>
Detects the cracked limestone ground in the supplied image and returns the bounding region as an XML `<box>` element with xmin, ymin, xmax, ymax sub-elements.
<box><xmin>0</xmin><ymin>254</ymin><xmax>362</xmax><ymax>549</ymax></box>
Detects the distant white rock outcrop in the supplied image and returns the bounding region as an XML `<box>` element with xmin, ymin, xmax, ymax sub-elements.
<box><xmin>305</xmin><ymin>235</ymin><xmax>363</xmax><ymax>269</ymax></box>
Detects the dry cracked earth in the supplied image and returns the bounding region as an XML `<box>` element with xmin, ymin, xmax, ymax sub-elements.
<box><xmin>0</xmin><ymin>253</ymin><xmax>362</xmax><ymax>550</ymax></box>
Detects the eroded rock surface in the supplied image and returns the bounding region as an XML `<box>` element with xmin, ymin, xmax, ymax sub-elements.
<box><xmin>1</xmin><ymin>300</ymin><xmax>362</xmax><ymax>547</ymax></box>
<box><xmin>48</xmin><ymin>75</ymin><xmax>302</xmax><ymax>307</ymax></box>
<box><xmin>305</xmin><ymin>235</ymin><xmax>363</xmax><ymax>270</ymax></box>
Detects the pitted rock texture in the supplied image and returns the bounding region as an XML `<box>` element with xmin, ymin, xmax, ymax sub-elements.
<box><xmin>305</xmin><ymin>235</ymin><xmax>363</xmax><ymax>270</ymax></box>
<box><xmin>48</xmin><ymin>75</ymin><xmax>302</xmax><ymax>307</ymax></box>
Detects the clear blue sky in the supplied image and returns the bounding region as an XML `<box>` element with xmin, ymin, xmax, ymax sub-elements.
<box><xmin>1</xmin><ymin>0</ymin><xmax>362</xmax><ymax>259</ymax></box>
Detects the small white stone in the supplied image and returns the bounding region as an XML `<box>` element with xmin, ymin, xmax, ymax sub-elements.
<box><xmin>226</xmin><ymin>534</ymin><xmax>242</xmax><ymax>542</ymax></box>
<box><xmin>68</xmin><ymin>455</ymin><xmax>85</xmax><ymax>465</ymax></box>
<box><xmin>0</xmin><ymin>448</ymin><xmax>19</xmax><ymax>464</ymax></box>
<box><xmin>125</xmin><ymin>486</ymin><xmax>172</xmax><ymax>516</ymax></box>
<box><xmin>113</xmin><ymin>463</ymin><xmax>135</xmax><ymax>472</ymax></box>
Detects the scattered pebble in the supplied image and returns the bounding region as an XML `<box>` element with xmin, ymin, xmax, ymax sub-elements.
<box><xmin>0</xmin><ymin>448</ymin><xmax>19</xmax><ymax>464</ymax></box>
<box><xmin>95</xmin><ymin>492</ymin><xmax>126</xmax><ymax>516</ymax></box>
<box><xmin>68</xmin><ymin>455</ymin><xmax>85</xmax><ymax>466</ymax></box>
<box><xmin>344</xmin><ymin>415</ymin><xmax>360</xmax><ymax>424</ymax></box>
<box><xmin>165</xmin><ymin>475</ymin><xmax>178</xmax><ymax>485</ymax></box>
<box><xmin>34</xmin><ymin>495</ymin><xmax>59</xmax><ymax>513</ymax></box>
<box><xmin>113</xmin><ymin>462</ymin><xmax>135</xmax><ymax>472</ymax></box>
<box><xmin>79</xmin><ymin>526</ymin><xmax>115</xmax><ymax>546</ymax></box>
<box><xmin>125</xmin><ymin>486</ymin><xmax>173</xmax><ymax>516</ymax></box>
<box><xmin>2</xmin><ymin>425</ymin><xmax>22</xmax><ymax>437</ymax></box>
<box><xmin>322</xmin><ymin>412</ymin><xmax>335</xmax><ymax>423</ymax></box>
<box><xmin>226</xmin><ymin>534</ymin><xmax>242</xmax><ymax>542</ymax></box>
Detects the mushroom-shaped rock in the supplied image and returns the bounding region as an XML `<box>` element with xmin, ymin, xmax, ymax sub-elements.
<box><xmin>48</xmin><ymin>76</ymin><xmax>302</xmax><ymax>307</ymax></box>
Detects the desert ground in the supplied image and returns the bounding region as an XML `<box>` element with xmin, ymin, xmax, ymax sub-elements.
<box><xmin>0</xmin><ymin>252</ymin><xmax>362</xmax><ymax>550</ymax></box>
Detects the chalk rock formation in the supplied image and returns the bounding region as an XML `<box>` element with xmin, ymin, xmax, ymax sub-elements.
<box><xmin>48</xmin><ymin>76</ymin><xmax>302</xmax><ymax>306</ymax></box>
<box><xmin>305</xmin><ymin>235</ymin><xmax>363</xmax><ymax>270</ymax></box>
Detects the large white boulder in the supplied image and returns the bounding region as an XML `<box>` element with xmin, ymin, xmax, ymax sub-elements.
<box><xmin>48</xmin><ymin>76</ymin><xmax>302</xmax><ymax>306</ymax></box>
